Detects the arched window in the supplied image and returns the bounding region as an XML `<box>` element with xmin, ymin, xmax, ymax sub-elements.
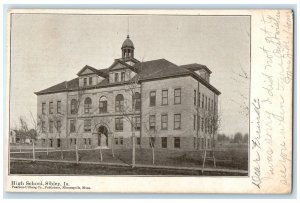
<box><xmin>99</xmin><ymin>96</ymin><xmax>108</xmax><ymax>113</ymax></box>
<box><xmin>71</xmin><ymin>99</ymin><xmax>77</xmax><ymax>114</ymax></box>
<box><xmin>132</xmin><ymin>92</ymin><xmax>141</xmax><ymax>111</ymax></box>
<box><xmin>115</xmin><ymin>94</ymin><xmax>124</xmax><ymax>112</ymax></box>
<box><xmin>84</xmin><ymin>97</ymin><xmax>92</xmax><ymax>114</ymax></box>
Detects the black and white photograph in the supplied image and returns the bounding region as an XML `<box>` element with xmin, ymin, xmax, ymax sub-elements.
<box><xmin>5</xmin><ymin>9</ymin><xmax>293</xmax><ymax>194</ymax></box>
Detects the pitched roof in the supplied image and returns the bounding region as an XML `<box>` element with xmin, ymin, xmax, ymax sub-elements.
<box><xmin>180</xmin><ymin>63</ymin><xmax>212</xmax><ymax>74</ymax></box>
<box><xmin>35</xmin><ymin>58</ymin><xmax>220</xmax><ymax>95</ymax></box>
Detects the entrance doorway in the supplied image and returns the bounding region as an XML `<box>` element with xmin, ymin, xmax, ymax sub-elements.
<box><xmin>98</xmin><ymin>126</ymin><xmax>108</xmax><ymax>147</ymax></box>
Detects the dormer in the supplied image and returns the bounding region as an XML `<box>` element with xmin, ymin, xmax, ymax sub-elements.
<box><xmin>77</xmin><ymin>65</ymin><xmax>105</xmax><ymax>87</ymax></box>
<box><xmin>107</xmin><ymin>59</ymin><xmax>138</xmax><ymax>83</ymax></box>
<box><xmin>180</xmin><ymin>63</ymin><xmax>212</xmax><ymax>83</ymax></box>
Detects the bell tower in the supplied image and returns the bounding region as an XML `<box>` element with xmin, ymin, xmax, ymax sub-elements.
<box><xmin>121</xmin><ymin>35</ymin><xmax>134</xmax><ymax>59</ymax></box>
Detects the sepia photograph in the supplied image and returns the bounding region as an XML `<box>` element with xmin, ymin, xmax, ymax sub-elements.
<box><xmin>5</xmin><ymin>9</ymin><xmax>293</xmax><ymax>194</ymax></box>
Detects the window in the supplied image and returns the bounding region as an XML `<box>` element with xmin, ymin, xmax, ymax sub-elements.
<box><xmin>207</xmin><ymin>138</ymin><xmax>211</xmax><ymax>148</ymax></box>
<box><xmin>132</xmin><ymin>92</ymin><xmax>141</xmax><ymax>111</ymax></box>
<box><xmin>49</xmin><ymin>102</ymin><xmax>53</xmax><ymax>114</ymax></box>
<box><xmin>174</xmin><ymin>137</ymin><xmax>180</xmax><ymax>148</ymax></box>
<box><xmin>56</xmin><ymin>101</ymin><xmax>61</xmax><ymax>114</ymax></box>
<box><xmin>99</xmin><ymin>96</ymin><xmax>108</xmax><ymax>113</ymax></box>
<box><xmin>70</xmin><ymin>120</ymin><xmax>75</xmax><ymax>132</ymax></box>
<box><xmin>49</xmin><ymin>120</ymin><xmax>54</xmax><ymax>133</ymax></box>
<box><xmin>208</xmin><ymin>98</ymin><xmax>211</xmax><ymax>111</ymax></box>
<box><xmin>205</xmin><ymin>118</ymin><xmax>207</xmax><ymax>133</ymax></box>
<box><xmin>193</xmin><ymin>115</ymin><xmax>196</xmax><ymax>130</ymax></box>
<box><xmin>198</xmin><ymin>92</ymin><xmax>201</xmax><ymax>107</ymax></box>
<box><xmin>137</xmin><ymin>137</ymin><xmax>141</xmax><ymax>145</ymax></box>
<box><xmin>114</xmin><ymin>73</ymin><xmax>119</xmax><ymax>82</ymax></box>
<box><xmin>42</xmin><ymin>139</ymin><xmax>46</xmax><ymax>145</ymax></box>
<box><xmin>197</xmin><ymin>116</ymin><xmax>200</xmax><ymax>130</ymax></box>
<box><xmin>194</xmin><ymin>90</ymin><xmax>196</xmax><ymax>105</ymax></box>
<box><xmin>42</xmin><ymin>103</ymin><xmax>46</xmax><ymax>114</ymax></box>
<box><xmin>211</xmin><ymin>100</ymin><xmax>214</xmax><ymax>112</ymax></box>
<box><xmin>115</xmin><ymin>94</ymin><xmax>124</xmax><ymax>112</ymax></box>
<box><xmin>161</xmin><ymin>137</ymin><xmax>167</xmax><ymax>148</ymax></box>
<box><xmin>162</xmin><ymin>90</ymin><xmax>168</xmax><ymax>105</ymax></box>
<box><xmin>149</xmin><ymin>137</ymin><xmax>155</xmax><ymax>148</ymax></box>
<box><xmin>205</xmin><ymin>96</ymin><xmax>207</xmax><ymax>110</ymax></box>
<box><xmin>115</xmin><ymin>117</ymin><xmax>123</xmax><ymax>131</ymax></box>
<box><xmin>57</xmin><ymin>139</ymin><xmax>61</xmax><ymax>148</ymax></box>
<box><xmin>161</xmin><ymin>114</ymin><xmax>168</xmax><ymax>130</ymax></box>
<box><xmin>83</xmin><ymin>78</ymin><xmax>87</xmax><ymax>86</ymax></box>
<box><xmin>174</xmin><ymin>88</ymin><xmax>181</xmax><ymax>104</ymax></box>
<box><xmin>174</xmin><ymin>114</ymin><xmax>181</xmax><ymax>130</ymax></box>
<box><xmin>71</xmin><ymin>99</ymin><xmax>77</xmax><ymax>114</ymax></box>
<box><xmin>84</xmin><ymin>97</ymin><xmax>92</xmax><ymax>114</ymax></box>
<box><xmin>202</xmin><ymin>94</ymin><xmax>204</xmax><ymax>108</ymax></box>
<box><xmin>57</xmin><ymin>120</ymin><xmax>61</xmax><ymax>133</ymax></box>
<box><xmin>194</xmin><ymin>137</ymin><xmax>196</xmax><ymax>149</ymax></box>
<box><xmin>133</xmin><ymin>116</ymin><xmax>141</xmax><ymax>131</ymax></box>
<box><xmin>74</xmin><ymin>138</ymin><xmax>77</xmax><ymax>145</ymax></box>
<box><xmin>201</xmin><ymin>117</ymin><xmax>204</xmax><ymax>132</ymax></box>
<box><xmin>84</xmin><ymin>119</ymin><xmax>91</xmax><ymax>132</ymax></box>
<box><xmin>42</xmin><ymin>121</ymin><xmax>46</xmax><ymax>133</ymax></box>
<box><xmin>70</xmin><ymin>138</ymin><xmax>73</xmax><ymax>145</ymax></box>
<box><xmin>149</xmin><ymin>115</ymin><xmax>156</xmax><ymax>130</ymax></box>
<box><xmin>121</xmin><ymin>72</ymin><xmax>125</xmax><ymax>81</ymax></box>
<box><xmin>150</xmin><ymin>91</ymin><xmax>156</xmax><ymax>106</ymax></box>
<box><xmin>201</xmin><ymin>138</ymin><xmax>205</xmax><ymax>149</ymax></box>
<box><xmin>120</xmin><ymin>137</ymin><xmax>124</xmax><ymax>145</ymax></box>
<box><xmin>88</xmin><ymin>138</ymin><xmax>91</xmax><ymax>145</ymax></box>
<box><xmin>84</xmin><ymin>138</ymin><xmax>87</xmax><ymax>145</ymax></box>
<box><xmin>115</xmin><ymin>138</ymin><xmax>119</xmax><ymax>145</ymax></box>
<box><xmin>89</xmin><ymin>77</ymin><xmax>92</xmax><ymax>85</ymax></box>
<box><xmin>50</xmin><ymin>139</ymin><xmax>53</xmax><ymax>147</ymax></box>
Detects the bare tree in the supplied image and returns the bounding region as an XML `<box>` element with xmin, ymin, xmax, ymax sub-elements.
<box><xmin>143</xmin><ymin>121</ymin><xmax>159</xmax><ymax>165</ymax></box>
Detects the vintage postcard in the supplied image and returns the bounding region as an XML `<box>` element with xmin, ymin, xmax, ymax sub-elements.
<box><xmin>5</xmin><ymin>9</ymin><xmax>293</xmax><ymax>193</ymax></box>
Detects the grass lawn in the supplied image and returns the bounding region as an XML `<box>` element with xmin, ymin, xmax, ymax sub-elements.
<box><xmin>10</xmin><ymin>160</ymin><xmax>247</xmax><ymax>176</ymax></box>
<box><xmin>10</xmin><ymin>147</ymin><xmax>248</xmax><ymax>172</ymax></box>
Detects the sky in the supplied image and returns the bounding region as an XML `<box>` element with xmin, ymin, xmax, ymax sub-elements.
<box><xmin>10</xmin><ymin>14</ymin><xmax>250</xmax><ymax>135</ymax></box>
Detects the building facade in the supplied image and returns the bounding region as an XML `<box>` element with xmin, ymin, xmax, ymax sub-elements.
<box><xmin>35</xmin><ymin>35</ymin><xmax>221</xmax><ymax>150</ymax></box>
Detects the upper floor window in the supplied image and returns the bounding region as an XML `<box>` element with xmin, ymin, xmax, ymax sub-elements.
<box><xmin>161</xmin><ymin>114</ymin><xmax>168</xmax><ymax>130</ymax></box>
<box><xmin>133</xmin><ymin>116</ymin><xmax>141</xmax><ymax>131</ymax></box>
<box><xmin>150</xmin><ymin>91</ymin><xmax>156</xmax><ymax>106</ymax></box>
<box><xmin>194</xmin><ymin>90</ymin><xmax>196</xmax><ymax>105</ymax></box>
<box><xmin>57</xmin><ymin>101</ymin><xmax>61</xmax><ymax>114</ymax></box>
<box><xmin>83</xmin><ymin>78</ymin><xmax>87</xmax><ymax>86</ymax></box>
<box><xmin>149</xmin><ymin>115</ymin><xmax>156</xmax><ymax>131</ymax></box>
<box><xmin>174</xmin><ymin>88</ymin><xmax>181</xmax><ymax>104</ymax></box>
<box><xmin>205</xmin><ymin>96</ymin><xmax>207</xmax><ymax>110</ymax></box>
<box><xmin>201</xmin><ymin>117</ymin><xmax>204</xmax><ymax>132</ymax></box>
<box><xmin>121</xmin><ymin>72</ymin><xmax>125</xmax><ymax>81</ymax></box>
<box><xmin>84</xmin><ymin>97</ymin><xmax>92</xmax><ymax>114</ymax></box>
<box><xmin>84</xmin><ymin>119</ymin><xmax>91</xmax><ymax>132</ymax></box>
<box><xmin>115</xmin><ymin>117</ymin><xmax>123</xmax><ymax>131</ymax></box>
<box><xmin>89</xmin><ymin>77</ymin><xmax>92</xmax><ymax>85</ymax></box>
<box><xmin>114</xmin><ymin>73</ymin><xmax>119</xmax><ymax>82</ymax></box>
<box><xmin>115</xmin><ymin>94</ymin><xmax>124</xmax><ymax>112</ymax></box>
<box><xmin>132</xmin><ymin>92</ymin><xmax>141</xmax><ymax>111</ymax></box>
<box><xmin>174</xmin><ymin>114</ymin><xmax>181</xmax><ymax>130</ymax></box>
<box><xmin>49</xmin><ymin>120</ymin><xmax>54</xmax><ymax>133</ymax></box>
<box><xmin>42</xmin><ymin>102</ymin><xmax>46</xmax><ymax>114</ymax></box>
<box><xmin>162</xmin><ymin>90</ymin><xmax>168</xmax><ymax>105</ymax></box>
<box><xmin>42</xmin><ymin>121</ymin><xmax>46</xmax><ymax>133</ymax></box>
<box><xmin>49</xmin><ymin>102</ymin><xmax>53</xmax><ymax>114</ymax></box>
<box><xmin>71</xmin><ymin>99</ymin><xmax>77</xmax><ymax>114</ymax></box>
<box><xmin>198</xmin><ymin>92</ymin><xmax>201</xmax><ymax>107</ymax></box>
<box><xmin>202</xmin><ymin>94</ymin><xmax>204</xmax><ymax>109</ymax></box>
<box><xmin>99</xmin><ymin>96</ymin><xmax>108</xmax><ymax>113</ymax></box>
<box><xmin>70</xmin><ymin>119</ymin><xmax>75</xmax><ymax>133</ymax></box>
<box><xmin>56</xmin><ymin>120</ymin><xmax>61</xmax><ymax>133</ymax></box>
<box><xmin>208</xmin><ymin>98</ymin><xmax>211</xmax><ymax>111</ymax></box>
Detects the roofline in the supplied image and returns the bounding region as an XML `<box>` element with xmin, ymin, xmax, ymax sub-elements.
<box><xmin>35</xmin><ymin>73</ymin><xmax>221</xmax><ymax>96</ymax></box>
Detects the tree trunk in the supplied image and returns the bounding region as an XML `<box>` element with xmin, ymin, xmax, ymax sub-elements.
<box><xmin>32</xmin><ymin>140</ymin><xmax>35</xmax><ymax>162</ymax></box>
<box><xmin>152</xmin><ymin>147</ymin><xmax>155</xmax><ymax>165</ymax></box>
<box><xmin>111</xmin><ymin>135</ymin><xmax>115</xmax><ymax>158</ymax></box>
<box><xmin>99</xmin><ymin>147</ymin><xmax>103</xmax><ymax>162</ymax></box>
<box><xmin>132</xmin><ymin>132</ymin><xmax>135</xmax><ymax>168</ymax></box>
<box><xmin>75</xmin><ymin>143</ymin><xmax>79</xmax><ymax>164</ymax></box>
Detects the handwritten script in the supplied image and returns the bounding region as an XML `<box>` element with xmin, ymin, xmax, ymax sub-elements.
<box><xmin>251</xmin><ymin>10</ymin><xmax>292</xmax><ymax>190</ymax></box>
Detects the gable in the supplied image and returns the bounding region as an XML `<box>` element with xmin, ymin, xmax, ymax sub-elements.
<box><xmin>77</xmin><ymin>65</ymin><xmax>98</xmax><ymax>76</ymax></box>
<box><xmin>110</xmin><ymin>62</ymin><xmax>127</xmax><ymax>71</ymax></box>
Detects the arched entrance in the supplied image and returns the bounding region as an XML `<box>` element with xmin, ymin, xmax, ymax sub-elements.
<box><xmin>98</xmin><ymin>126</ymin><xmax>108</xmax><ymax>147</ymax></box>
